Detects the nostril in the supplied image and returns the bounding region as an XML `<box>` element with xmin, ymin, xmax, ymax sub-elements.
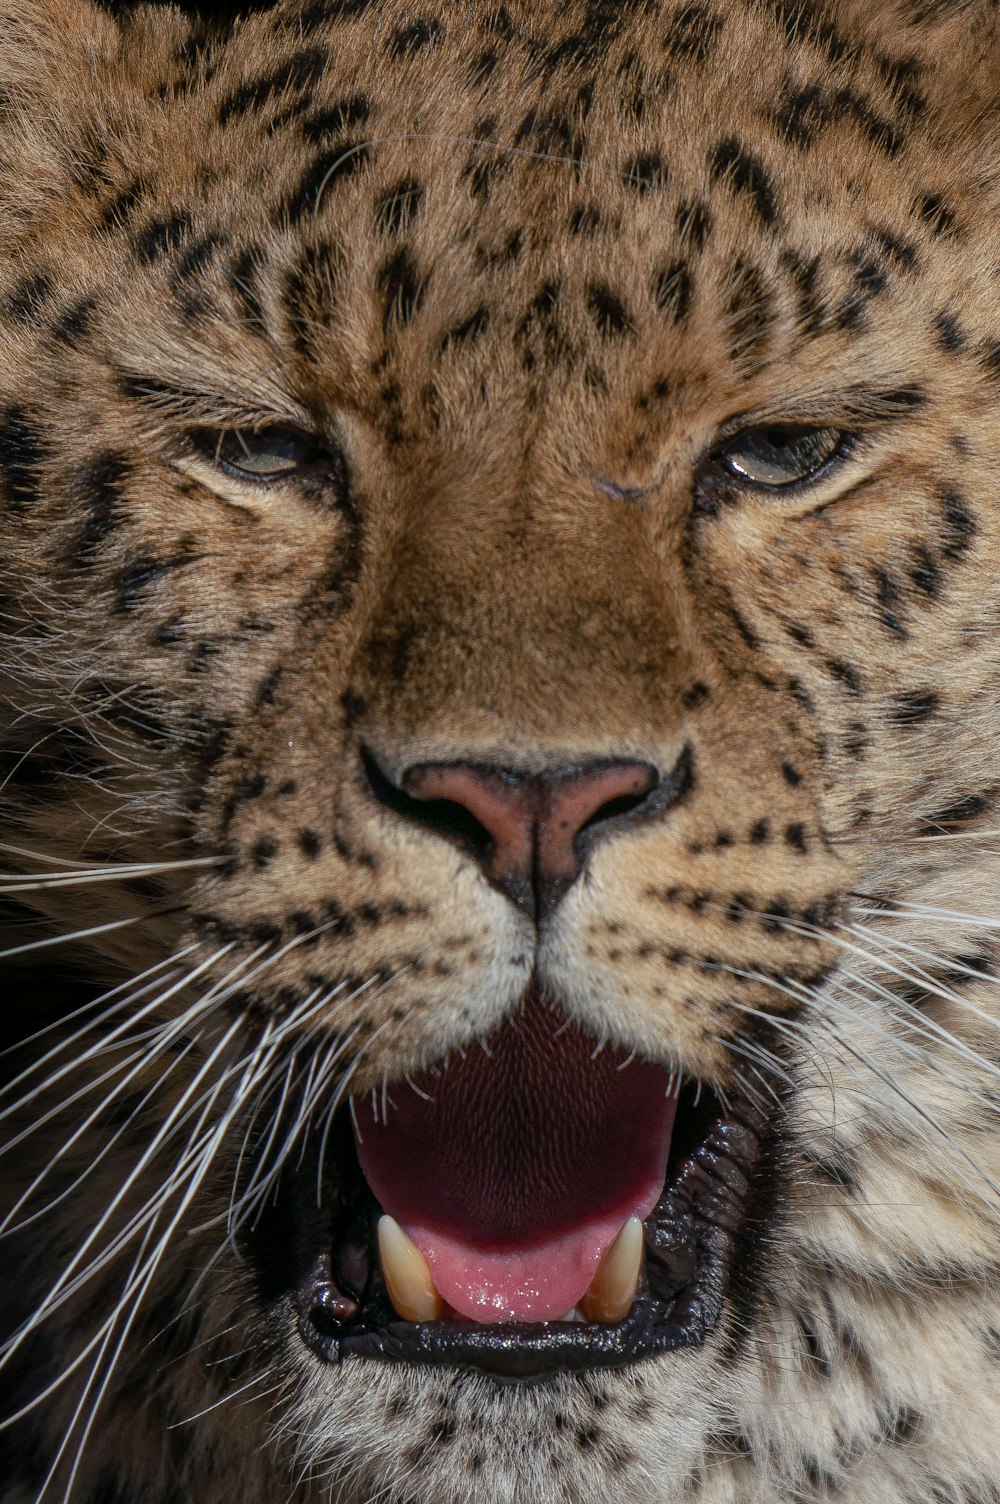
<box><xmin>405</xmin><ymin>794</ymin><xmax>495</xmax><ymax>857</ymax></box>
<box><xmin>577</xmin><ymin>785</ymin><xmax>657</xmax><ymax>835</ymax></box>
<box><xmin>554</xmin><ymin>763</ymin><xmax>659</xmax><ymax>851</ymax></box>
<box><xmin>361</xmin><ymin>746</ymin><xmax>495</xmax><ymax>859</ymax></box>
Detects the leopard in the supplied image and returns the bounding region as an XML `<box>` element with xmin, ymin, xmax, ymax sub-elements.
<box><xmin>3</xmin><ymin>0</ymin><xmax>1000</xmax><ymax>1500</ymax></box>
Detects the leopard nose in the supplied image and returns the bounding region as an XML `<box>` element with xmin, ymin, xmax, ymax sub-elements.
<box><xmin>368</xmin><ymin>754</ymin><xmax>671</xmax><ymax>918</ymax></box>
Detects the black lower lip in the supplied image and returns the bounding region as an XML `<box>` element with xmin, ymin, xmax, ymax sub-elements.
<box><xmin>246</xmin><ymin>1085</ymin><xmax>775</xmax><ymax>1382</ymax></box>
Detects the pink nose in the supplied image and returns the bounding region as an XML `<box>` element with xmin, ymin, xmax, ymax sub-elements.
<box><xmin>399</xmin><ymin>759</ymin><xmax>659</xmax><ymax>917</ymax></box>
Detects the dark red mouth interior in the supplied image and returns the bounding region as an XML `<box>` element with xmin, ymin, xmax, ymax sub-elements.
<box><xmin>353</xmin><ymin>991</ymin><xmax>677</xmax><ymax>1321</ymax></box>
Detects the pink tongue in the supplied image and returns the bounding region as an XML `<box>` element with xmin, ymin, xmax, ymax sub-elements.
<box><xmin>354</xmin><ymin>993</ymin><xmax>676</xmax><ymax>1322</ymax></box>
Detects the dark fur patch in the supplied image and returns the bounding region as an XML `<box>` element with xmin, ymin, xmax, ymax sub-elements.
<box><xmin>281</xmin><ymin>144</ymin><xmax>371</xmax><ymax>224</ymax></box>
<box><xmin>217</xmin><ymin>48</ymin><xmax>328</xmax><ymax>125</ymax></box>
<box><xmin>378</xmin><ymin>248</ymin><xmax>426</xmax><ymax>328</ymax></box>
<box><xmin>375</xmin><ymin>179</ymin><xmax>424</xmax><ymax>237</ymax></box>
<box><xmin>390</xmin><ymin>17</ymin><xmax>446</xmax><ymax>57</ymax></box>
<box><xmin>653</xmin><ymin>260</ymin><xmax>693</xmax><ymax>324</ymax></box>
<box><xmin>622</xmin><ymin>152</ymin><xmax>669</xmax><ymax>192</ymax></box>
<box><xmin>710</xmin><ymin>138</ymin><xmax>779</xmax><ymax>226</ymax></box>
<box><xmin>0</xmin><ymin>406</ymin><xmax>49</xmax><ymax>511</ymax></box>
<box><xmin>301</xmin><ymin>95</ymin><xmax>371</xmax><ymax>143</ymax></box>
<box><xmin>664</xmin><ymin>3</ymin><xmax>724</xmax><ymax>62</ymax></box>
<box><xmin>587</xmin><ymin>283</ymin><xmax>635</xmax><ymax>337</ymax></box>
<box><xmin>70</xmin><ymin>452</ymin><xmax>131</xmax><ymax>565</ymax></box>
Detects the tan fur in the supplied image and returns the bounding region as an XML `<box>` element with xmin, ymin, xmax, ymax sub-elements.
<box><xmin>3</xmin><ymin>1</ymin><xmax>1000</xmax><ymax>1500</ymax></box>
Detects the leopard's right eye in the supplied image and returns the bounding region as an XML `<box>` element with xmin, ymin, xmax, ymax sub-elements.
<box><xmin>192</xmin><ymin>424</ymin><xmax>323</xmax><ymax>481</ymax></box>
<box><xmin>715</xmin><ymin>423</ymin><xmax>846</xmax><ymax>488</ymax></box>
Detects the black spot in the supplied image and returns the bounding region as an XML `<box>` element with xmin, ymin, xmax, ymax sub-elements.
<box><xmin>374</xmin><ymin>178</ymin><xmax>423</xmax><ymax>236</ymax></box>
<box><xmin>779</xmin><ymin>249</ymin><xmax>825</xmax><ymax>338</ymax></box>
<box><xmin>115</xmin><ymin>549</ymin><xmax>189</xmax><ymax>611</ymax></box>
<box><xmin>923</xmin><ymin>791</ymin><xmax>991</xmax><ymax>828</ymax></box>
<box><xmin>805</xmin><ymin>1151</ymin><xmax>860</xmax><ymax>1195</ymax></box>
<box><xmin>825</xmin><ymin>658</ymin><xmax>863</xmax><ymax>694</ymax></box>
<box><xmin>653</xmin><ymin>260</ymin><xmax>692</xmax><ymax>324</ymax></box>
<box><xmin>888</xmin><ymin>689</ymin><xmax>939</xmax><ymax>725</ymax></box>
<box><xmin>71</xmin><ymin>452</ymin><xmax>131</xmax><ymax>564</ymax></box>
<box><xmin>675</xmin><ymin>199</ymin><xmax>712</xmax><ymax>251</ymax></box>
<box><xmin>469</xmin><ymin>48</ymin><xmax>499</xmax><ymax>86</ymax></box>
<box><xmin>170</xmin><ymin>233</ymin><xmax>225</xmax><ymax>322</ymax></box>
<box><xmin>301</xmin><ymin>95</ymin><xmax>371</xmax><ymax>144</ymax></box>
<box><xmin>255</xmin><ymin>665</ymin><xmax>283</xmax><ymax>707</ymax></box>
<box><xmin>710</xmin><ymin>138</ymin><xmax>778</xmax><ymax>227</ymax></box>
<box><xmin>150</xmin><ymin>616</ymin><xmax>185</xmax><ymax>645</ymax></box>
<box><xmin>587</xmin><ymin>283</ymin><xmax>634</xmax><ymax>338</ymax></box>
<box><xmin>933</xmin><ymin>309</ymin><xmax>964</xmax><ymax>353</ymax></box>
<box><xmin>725</xmin><ymin>258</ymin><xmax>773</xmax><ymax>370</ymax></box>
<box><xmin>710</xmin><ymin>1430</ymin><xmax>755</xmax><ymax>1461</ymax></box>
<box><xmin>885</xmin><ymin>1406</ymin><xmax>922</xmax><ymax>1444</ymax></box>
<box><xmin>773</xmin><ymin>82</ymin><xmax>832</xmax><ymax>148</ymax></box>
<box><xmin>441</xmin><ymin>306</ymin><xmax>490</xmax><ymax>351</ymax></box>
<box><xmin>940</xmin><ymin>486</ymin><xmax>976</xmax><ymax>559</ymax></box>
<box><xmin>795</xmin><ymin>1313</ymin><xmax>831</xmax><ymax>1375</ymax></box>
<box><xmin>283</xmin><ymin>242</ymin><xmax>343</xmax><ymax>361</ymax></box>
<box><xmin>978</xmin><ymin>339</ymin><xmax>1000</xmax><ymax>385</ymax></box>
<box><xmin>227</xmin><ymin>246</ymin><xmax>269</xmax><ymax>334</ymax></box>
<box><xmin>872</xmin><ymin>226</ymin><xmax>918</xmax><ymax>272</ymax></box>
<box><xmin>760</xmin><ymin>898</ymin><xmax>791</xmax><ymax>934</ymax></box>
<box><xmin>217</xmin><ymin>48</ymin><xmax>328</xmax><ymax>126</ymax></box>
<box><xmin>664</xmin><ymin>3</ymin><xmax>724</xmax><ymax>61</ymax></box>
<box><xmin>838</xmin><ymin>88</ymin><xmax>905</xmax><ymax>157</ymax></box>
<box><xmin>569</xmin><ymin>204</ymin><xmax>601</xmax><ymax>235</ymax></box>
<box><xmin>281</xmin><ymin>144</ymin><xmax>371</xmax><ymax>225</ymax></box>
<box><xmin>51</xmin><ymin>294</ymin><xmax>99</xmax><ymax>348</ymax></box>
<box><xmin>768</xmin><ymin>0</ymin><xmax>849</xmax><ymax>60</ymax></box>
<box><xmin>785</xmin><ymin>822</ymin><xmax>808</xmax><ymax>852</ymax></box>
<box><xmin>252</xmin><ymin>838</ymin><xmax>278</xmax><ymax>869</ymax></box>
<box><xmin>781</xmin><ymin>761</ymin><xmax>803</xmax><ymax>787</ymax></box>
<box><xmin>378</xmin><ymin>248</ymin><xmax>425</xmax><ymax>328</ymax></box>
<box><xmin>390</xmin><ymin>18</ymin><xmax>445</xmax><ymax>58</ymax></box>
<box><xmin>683</xmin><ymin>681</ymin><xmax>710</xmax><ymax>709</ymax></box>
<box><xmin>99</xmin><ymin>177</ymin><xmax>148</xmax><ymax>234</ymax></box>
<box><xmin>912</xmin><ymin>191</ymin><xmax>956</xmax><ymax>236</ymax></box>
<box><xmin>871</xmin><ymin>566</ymin><xmax>906</xmax><ymax>637</ymax></box>
<box><xmin>622</xmin><ymin>152</ymin><xmax>668</xmax><ymax>192</ymax></box>
<box><xmin>297</xmin><ymin>829</ymin><xmax>322</xmax><ymax>859</ymax></box>
<box><xmin>0</xmin><ymin>406</ymin><xmax>48</xmax><ymax>511</ymax></box>
<box><xmin>909</xmin><ymin>544</ymin><xmax>941</xmax><ymax>597</ymax></box>
<box><xmin>750</xmin><ymin>818</ymin><xmax>770</xmax><ymax>845</ymax></box>
<box><xmin>723</xmin><ymin>602</ymin><xmax>760</xmax><ymax>650</ymax></box>
<box><xmin>4</xmin><ymin>270</ymin><xmax>54</xmax><ymax>324</ymax></box>
<box><xmin>135</xmin><ymin>211</ymin><xmax>192</xmax><ymax>263</ymax></box>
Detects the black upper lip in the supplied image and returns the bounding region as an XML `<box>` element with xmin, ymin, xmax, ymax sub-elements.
<box><xmin>247</xmin><ymin>1080</ymin><xmax>776</xmax><ymax>1382</ymax></box>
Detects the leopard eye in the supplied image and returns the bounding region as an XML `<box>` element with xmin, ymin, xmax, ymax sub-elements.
<box><xmin>718</xmin><ymin>424</ymin><xmax>844</xmax><ymax>487</ymax></box>
<box><xmin>196</xmin><ymin>425</ymin><xmax>320</xmax><ymax>480</ymax></box>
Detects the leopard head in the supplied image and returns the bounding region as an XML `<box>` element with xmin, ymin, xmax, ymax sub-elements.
<box><xmin>3</xmin><ymin>3</ymin><xmax>1000</xmax><ymax>1502</ymax></box>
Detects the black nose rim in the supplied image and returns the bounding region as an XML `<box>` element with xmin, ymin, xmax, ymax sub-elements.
<box><xmin>360</xmin><ymin>743</ymin><xmax>695</xmax><ymax>921</ymax></box>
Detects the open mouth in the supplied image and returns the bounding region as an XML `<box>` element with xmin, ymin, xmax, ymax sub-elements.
<box><xmin>251</xmin><ymin>991</ymin><xmax>776</xmax><ymax>1382</ymax></box>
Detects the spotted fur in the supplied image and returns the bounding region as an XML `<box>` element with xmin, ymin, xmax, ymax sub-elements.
<box><xmin>3</xmin><ymin>1</ymin><xmax>1000</xmax><ymax>1500</ymax></box>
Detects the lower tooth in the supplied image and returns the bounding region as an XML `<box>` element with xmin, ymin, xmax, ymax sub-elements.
<box><xmin>378</xmin><ymin>1215</ymin><xmax>445</xmax><ymax>1323</ymax></box>
<box><xmin>579</xmin><ymin>1217</ymin><xmax>643</xmax><ymax>1324</ymax></box>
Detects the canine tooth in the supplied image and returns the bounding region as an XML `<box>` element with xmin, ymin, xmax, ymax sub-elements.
<box><xmin>579</xmin><ymin>1217</ymin><xmax>643</xmax><ymax>1324</ymax></box>
<box><xmin>378</xmin><ymin>1216</ymin><xmax>445</xmax><ymax>1323</ymax></box>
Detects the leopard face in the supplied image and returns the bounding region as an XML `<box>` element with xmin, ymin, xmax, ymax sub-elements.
<box><xmin>3</xmin><ymin>3</ymin><xmax>1000</xmax><ymax>1502</ymax></box>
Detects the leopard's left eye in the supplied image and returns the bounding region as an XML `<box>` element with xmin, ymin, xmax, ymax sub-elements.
<box><xmin>195</xmin><ymin>425</ymin><xmax>320</xmax><ymax>480</ymax></box>
<box><xmin>717</xmin><ymin>424</ymin><xmax>845</xmax><ymax>487</ymax></box>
